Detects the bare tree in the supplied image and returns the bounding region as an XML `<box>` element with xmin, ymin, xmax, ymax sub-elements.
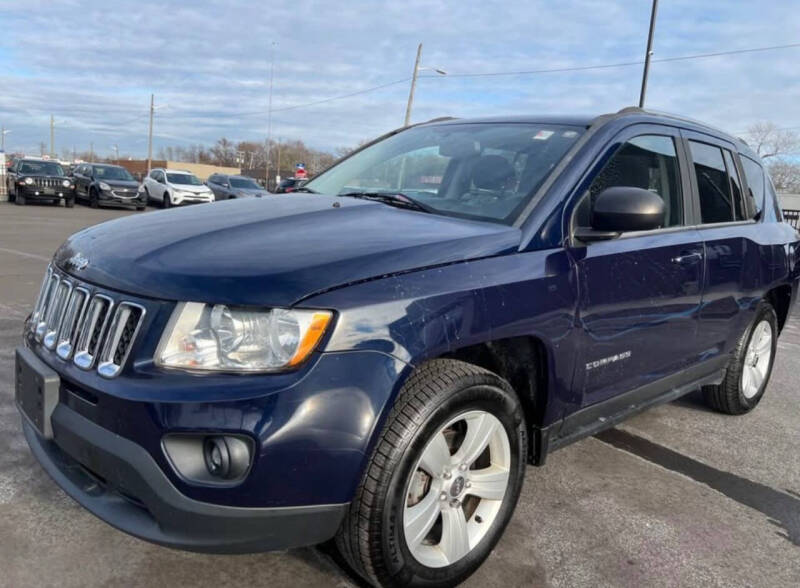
<box><xmin>746</xmin><ymin>122</ymin><xmax>799</xmax><ymax>159</ymax></box>
<box><xmin>767</xmin><ymin>160</ymin><xmax>800</xmax><ymax>193</ymax></box>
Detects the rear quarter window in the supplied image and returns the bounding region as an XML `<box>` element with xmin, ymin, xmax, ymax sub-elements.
<box><xmin>740</xmin><ymin>156</ymin><xmax>766</xmax><ymax>217</ymax></box>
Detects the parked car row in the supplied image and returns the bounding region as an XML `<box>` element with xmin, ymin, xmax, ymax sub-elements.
<box><xmin>5</xmin><ymin>159</ymin><xmax>283</xmax><ymax>210</ymax></box>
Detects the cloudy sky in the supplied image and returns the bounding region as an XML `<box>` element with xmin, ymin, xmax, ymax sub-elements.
<box><xmin>0</xmin><ymin>0</ymin><xmax>798</xmax><ymax>158</ymax></box>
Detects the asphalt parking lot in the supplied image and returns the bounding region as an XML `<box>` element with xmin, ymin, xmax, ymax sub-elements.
<box><xmin>1</xmin><ymin>201</ymin><xmax>799</xmax><ymax>588</ymax></box>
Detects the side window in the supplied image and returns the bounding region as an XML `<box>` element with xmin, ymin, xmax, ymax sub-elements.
<box><xmin>689</xmin><ymin>141</ymin><xmax>734</xmax><ymax>224</ymax></box>
<box><xmin>722</xmin><ymin>150</ymin><xmax>746</xmax><ymax>220</ymax></box>
<box><xmin>740</xmin><ymin>156</ymin><xmax>765</xmax><ymax>217</ymax></box>
<box><xmin>585</xmin><ymin>134</ymin><xmax>683</xmax><ymax>227</ymax></box>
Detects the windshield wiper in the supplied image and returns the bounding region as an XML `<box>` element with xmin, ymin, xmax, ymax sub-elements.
<box><xmin>338</xmin><ymin>191</ymin><xmax>434</xmax><ymax>213</ymax></box>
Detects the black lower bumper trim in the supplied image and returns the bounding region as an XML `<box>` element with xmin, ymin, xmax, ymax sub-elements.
<box><xmin>22</xmin><ymin>404</ymin><xmax>346</xmax><ymax>553</ymax></box>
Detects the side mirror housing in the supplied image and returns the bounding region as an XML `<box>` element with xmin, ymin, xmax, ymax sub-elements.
<box><xmin>576</xmin><ymin>186</ymin><xmax>665</xmax><ymax>242</ymax></box>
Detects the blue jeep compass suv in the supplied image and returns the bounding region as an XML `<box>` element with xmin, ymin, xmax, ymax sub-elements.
<box><xmin>16</xmin><ymin>108</ymin><xmax>800</xmax><ymax>587</ymax></box>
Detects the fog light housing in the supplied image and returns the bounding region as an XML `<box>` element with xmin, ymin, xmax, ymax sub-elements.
<box><xmin>203</xmin><ymin>436</ymin><xmax>250</xmax><ymax>480</ymax></box>
<box><xmin>162</xmin><ymin>433</ymin><xmax>253</xmax><ymax>486</ymax></box>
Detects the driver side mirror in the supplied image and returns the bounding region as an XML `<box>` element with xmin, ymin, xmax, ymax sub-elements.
<box><xmin>575</xmin><ymin>186</ymin><xmax>665</xmax><ymax>243</ymax></box>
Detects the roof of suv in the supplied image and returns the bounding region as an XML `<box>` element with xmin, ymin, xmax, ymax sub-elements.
<box><xmin>421</xmin><ymin>107</ymin><xmax>758</xmax><ymax>161</ymax></box>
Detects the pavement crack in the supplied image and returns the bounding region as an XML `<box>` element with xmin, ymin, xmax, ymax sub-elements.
<box><xmin>595</xmin><ymin>427</ymin><xmax>800</xmax><ymax>547</ymax></box>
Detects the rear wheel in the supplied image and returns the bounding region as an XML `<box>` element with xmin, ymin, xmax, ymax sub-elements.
<box><xmin>704</xmin><ymin>302</ymin><xmax>778</xmax><ymax>414</ymax></box>
<box><xmin>336</xmin><ymin>359</ymin><xmax>527</xmax><ymax>587</ymax></box>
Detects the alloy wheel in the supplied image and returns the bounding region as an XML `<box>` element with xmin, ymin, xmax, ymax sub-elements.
<box><xmin>741</xmin><ymin>320</ymin><xmax>773</xmax><ymax>399</ymax></box>
<box><xmin>403</xmin><ymin>410</ymin><xmax>511</xmax><ymax>568</ymax></box>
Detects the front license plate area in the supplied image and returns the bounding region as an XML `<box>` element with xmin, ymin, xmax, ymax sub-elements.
<box><xmin>15</xmin><ymin>347</ymin><xmax>59</xmax><ymax>439</ymax></box>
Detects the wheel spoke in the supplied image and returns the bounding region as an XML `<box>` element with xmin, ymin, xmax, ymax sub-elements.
<box><xmin>468</xmin><ymin>465</ymin><xmax>509</xmax><ymax>500</ymax></box>
<box><xmin>453</xmin><ymin>413</ymin><xmax>497</xmax><ymax>466</ymax></box>
<box><xmin>742</xmin><ymin>365</ymin><xmax>752</xmax><ymax>392</ymax></box>
<box><xmin>439</xmin><ymin>506</ymin><xmax>470</xmax><ymax>564</ymax></box>
<box><xmin>419</xmin><ymin>431</ymin><xmax>451</xmax><ymax>476</ymax></box>
<box><xmin>752</xmin><ymin>363</ymin><xmax>765</xmax><ymax>388</ymax></box>
<box><xmin>405</xmin><ymin>491</ymin><xmax>442</xmax><ymax>549</ymax></box>
<box><xmin>754</xmin><ymin>331</ymin><xmax>771</xmax><ymax>355</ymax></box>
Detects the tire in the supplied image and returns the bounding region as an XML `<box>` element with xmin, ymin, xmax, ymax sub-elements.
<box><xmin>136</xmin><ymin>205</ymin><xmax>146</xmax><ymax>211</ymax></box>
<box><xmin>163</xmin><ymin>191</ymin><xmax>171</xmax><ymax>208</ymax></box>
<box><xmin>89</xmin><ymin>189</ymin><xmax>99</xmax><ymax>209</ymax></box>
<box><xmin>15</xmin><ymin>193</ymin><xmax>26</xmax><ymax>205</ymax></box>
<box><xmin>66</xmin><ymin>198</ymin><xmax>75</xmax><ymax>208</ymax></box>
<box><xmin>703</xmin><ymin>302</ymin><xmax>778</xmax><ymax>415</ymax></box>
<box><xmin>336</xmin><ymin>359</ymin><xmax>527</xmax><ymax>588</ymax></box>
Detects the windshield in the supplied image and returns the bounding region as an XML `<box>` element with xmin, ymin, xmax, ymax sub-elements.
<box><xmin>230</xmin><ymin>178</ymin><xmax>261</xmax><ymax>189</ymax></box>
<box><xmin>306</xmin><ymin>123</ymin><xmax>584</xmax><ymax>224</ymax></box>
<box><xmin>167</xmin><ymin>173</ymin><xmax>202</xmax><ymax>185</ymax></box>
<box><xmin>93</xmin><ymin>165</ymin><xmax>134</xmax><ymax>181</ymax></box>
<box><xmin>19</xmin><ymin>161</ymin><xmax>65</xmax><ymax>176</ymax></box>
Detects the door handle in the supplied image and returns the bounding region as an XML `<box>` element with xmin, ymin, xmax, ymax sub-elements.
<box><xmin>671</xmin><ymin>252</ymin><xmax>703</xmax><ymax>265</ymax></box>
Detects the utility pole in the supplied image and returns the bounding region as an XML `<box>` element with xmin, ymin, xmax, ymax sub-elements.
<box><xmin>147</xmin><ymin>93</ymin><xmax>154</xmax><ymax>174</ymax></box>
<box><xmin>90</xmin><ymin>142</ymin><xmax>94</xmax><ymax>162</ymax></box>
<box><xmin>265</xmin><ymin>42</ymin><xmax>276</xmax><ymax>189</ymax></box>
<box><xmin>276</xmin><ymin>138</ymin><xmax>281</xmax><ymax>182</ymax></box>
<box><xmin>404</xmin><ymin>43</ymin><xmax>423</xmax><ymax>127</ymax></box>
<box><xmin>112</xmin><ymin>144</ymin><xmax>119</xmax><ymax>161</ymax></box>
<box><xmin>638</xmin><ymin>0</ymin><xmax>659</xmax><ymax>108</ymax></box>
<box><xmin>50</xmin><ymin>115</ymin><xmax>55</xmax><ymax>158</ymax></box>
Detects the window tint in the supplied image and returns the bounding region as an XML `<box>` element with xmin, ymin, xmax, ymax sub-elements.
<box><xmin>585</xmin><ymin>134</ymin><xmax>683</xmax><ymax>227</ymax></box>
<box><xmin>690</xmin><ymin>141</ymin><xmax>734</xmax><ymax>224</ymax></box>
<box><xmin>722</xmin><ymin>150</ymin><xmax>746</xmax><ymax>220</ymax></box>
<box><xmin>740</xmin><ymin>156</ymin><xmax>765</xmax><ymax>217</ymax></box>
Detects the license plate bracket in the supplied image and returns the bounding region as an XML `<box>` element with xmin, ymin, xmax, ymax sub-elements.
<box><xmin>15</xmin><ymin>347</ymin><xmax>59</xmax><ymax>439</ymax></box>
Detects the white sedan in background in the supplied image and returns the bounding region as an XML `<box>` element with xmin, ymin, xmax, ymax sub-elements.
<box><xmin>142</xmin><ymin>168</ymin><xmax>215</xmax><ymax>207</ymax></box>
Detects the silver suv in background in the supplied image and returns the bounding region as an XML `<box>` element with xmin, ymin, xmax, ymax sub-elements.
<box><xmin>207</xmin><ymin>173</ymin><xmax>270</xmax><ymax>200</ymax></box>
<box><xmin>142</xmin><ymin>168</ymin><xmax>215</xmax><ymax>207</ymax></box>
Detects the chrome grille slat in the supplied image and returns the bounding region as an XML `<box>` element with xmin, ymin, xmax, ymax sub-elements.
<box><xmin>98</xmin><ymin>303</ymin><xmax>145</xmax><ymax>378</ymax></box>
<box><xmin>56</xmin><ymin>287</ymin><xmax>89</xmax><ymax>360</ymax></box>
<box><xmin>43</xmin><ymin>280</ymin><xmax>73</xmax><ymax>349</ymax></box>
<box><xmin>31</xmin><ymin>266</ymin><xmax>146</xmax><ymax>377</ymax></box>
<box><xmin>35</xmin><ymin>274</ymin><xmax>61</xmax><ymax>341</ymax></box>
<box><xmin>73</xmin><ymin>295</ymin><xmax>113</xmax><ymax>370</ymax></box>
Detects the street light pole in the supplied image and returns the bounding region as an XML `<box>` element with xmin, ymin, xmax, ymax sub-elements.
<box><xmin>638</xmin><ymin>0</ymin><xmax>659</xmax><ymax>108</ymax></box>
<box><xmin>265</xmin><ymin>41</ymin><xmax>276</xmax><ymax>189</ymax></box>
<box><xmin>1</xmin><ymin>127</ymin><xmax>10</xmax><ymax>152</ymax></box>
<box><xmin>147</xmin><ymin>93</ymin><xmax>154</xmax><ymax>174</ymax></box>
<box><xmin>50</xmin><ymin>115</ymin><xmax>55</xmax><ymax>158</ymax></box>
<box><xmin>404</xmin><ymin>43</ymin><xmax>423</xmax><ymax>127</ymax></box>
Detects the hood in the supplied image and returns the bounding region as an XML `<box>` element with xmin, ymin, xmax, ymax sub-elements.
<box><xmin>102</xmin><ymin>179</ymin><xmax>139</xmax><ymax>189</ymax></box>
<box><xmin>54</xmin><ymin>195</ymin><xmax>521</xmax><ymax>306</ymax></box>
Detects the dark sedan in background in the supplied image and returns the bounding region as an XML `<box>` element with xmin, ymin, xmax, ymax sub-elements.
<box><xmin>275</xmin><ymin>177</ymin><xmax>308</xmax><ymax>193</ymax></box>
<box><xmin>6</xmin><ymin>158</ymin><xmax>75</xmax><ymax>207</ymax></box>
<box><xmin>207</xmin><ymin>173</ymin><xmax>271</xmax><ymax>200</ymax></box>
<box><xmin>71</xmin><ymin>163</ymin><xmax>146</xmax><ymax>210</ymax></box>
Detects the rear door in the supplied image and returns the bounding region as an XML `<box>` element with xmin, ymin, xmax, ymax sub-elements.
<box><xmin>569</xmin><ymin>124</ymin><xmax>706</xmax><ymax>407</ymax></box>
<box><xmin>682</xmin><ymin>131</ymin><xmax>766</xmax><ymax>363</ymax></box>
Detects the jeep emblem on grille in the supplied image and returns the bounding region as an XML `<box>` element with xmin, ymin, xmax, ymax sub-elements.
<box><xmin>66</xmin><ymin>253</ymin><xmax>89</xmax><ymax>271</ymax></box>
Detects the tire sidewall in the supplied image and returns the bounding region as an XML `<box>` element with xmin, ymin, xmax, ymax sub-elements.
<box><xmin>381</xmin><ymin>382</ymin><xmax>526</xmax><ymax>586</ymax></box>
<box><xmin>736</xmin><ymin>304</ymin><xmax>778</xmax><ymax>409</ymax></box>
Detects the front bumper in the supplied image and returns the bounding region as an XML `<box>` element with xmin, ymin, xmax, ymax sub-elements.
<box><xmin>17</xmin><ymin>185</ymin><xmax>71</xmax><ymax>200</ymax></box>
<box><xmin>22</xmin><ymin>405</ymin><xmax>345</xmax><ymax>553</ymax></box>
<box><xmin>172</xmin><ymin>192</ymin><xmax>214</xmax><ymax>205</ymax></box>
<box><xmin>98</xmin><ymin>189</ymin><xmax>146</xmax><ymax>208</ymax></box>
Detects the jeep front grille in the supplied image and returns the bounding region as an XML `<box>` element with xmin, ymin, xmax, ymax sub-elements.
<box><xmin>31</xmin><ymin>265</ymin><xmax>146</xmax><ymax>378</ymax></box>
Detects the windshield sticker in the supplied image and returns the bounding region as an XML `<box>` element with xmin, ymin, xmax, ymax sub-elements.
<box><xmin>533</xmin><ymin>130</ymin><xmax>554</xmax><ymax>140</ymax></box>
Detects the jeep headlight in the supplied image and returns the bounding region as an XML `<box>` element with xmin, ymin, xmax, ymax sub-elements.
<box><xmin>156</xmin><ymin>302</ymin><xmax>333</xmax><ymax>372</ymax></box>
<box><xmin>62</xmin><ymin>179</ymin><xmax>71</xmax><ymax>188</ymax></box>
<box><xmin>24</xmin><ymin>177</ymin><xmax>33</xmax><ymax>185</ymax></box>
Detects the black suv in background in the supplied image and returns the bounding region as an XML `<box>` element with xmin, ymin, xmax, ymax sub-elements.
<box><xmin>275</xmin><ymin>177</ymin><xmax>308</xmax><ymax>193</ymax></box>
<box><xmin>72</xmin><ymin>163</ymin><xmax>146</xmax><ymax>210</ymax></box>
<box><xmin>6</xmin><ymin>159</ymin><xmax>75</xmax><ymax>207</ymax></box>
<box><xmin>207</xmin><ymin>173</ymin><xmax>270</xmax><ymax>200</ymax></box>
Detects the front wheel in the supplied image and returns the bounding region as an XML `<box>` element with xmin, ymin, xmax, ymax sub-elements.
<box><xmin>89</xmin><ymin>189</ymin><xmax>99</xmax><ymax>208</ymax></box>
<box><xmin>162</xmin><ymin>191</ymin><xmax>171</xmax><ymax>208</ymax></box>
<box><xmin>15</xmin><ymin>193</ymin><xmax>26</xmax><ymax>205</ymax></box>
<box><xmin>704</xmin><ymin>302</ymin><xmax>778</xmax><ymax>414</ymax></box>
<box><xmin>65</xmin><ymin>197</ymin><xmax>75</xmax><ymax>208</ymax></box>
<box><xmin>336</xmin><ymin>359</ymin><xmax>527</xmax><ymax>587</ymax></box>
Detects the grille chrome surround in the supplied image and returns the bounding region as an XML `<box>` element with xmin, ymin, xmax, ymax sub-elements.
<box><xmin>97</xmin><ymin>303</ymin><xmax>146</xmax><ymax>378</ymax></box>
<box><xmin>31</xmin><ymin>266</ymin><xmax>145</xmax><ymax>378</ymax></box>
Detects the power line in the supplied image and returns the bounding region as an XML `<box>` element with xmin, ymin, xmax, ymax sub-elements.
<box><xmin>432</xmin><ymin>42</ymin><xmax>800</xmax><ymax>78</ymax></box>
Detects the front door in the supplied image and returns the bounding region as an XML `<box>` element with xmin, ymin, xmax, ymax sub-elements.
<box><xmin>568</xmin><ymin>125</ymin><xmax>706</xmax><ymax>406</ymax></box>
